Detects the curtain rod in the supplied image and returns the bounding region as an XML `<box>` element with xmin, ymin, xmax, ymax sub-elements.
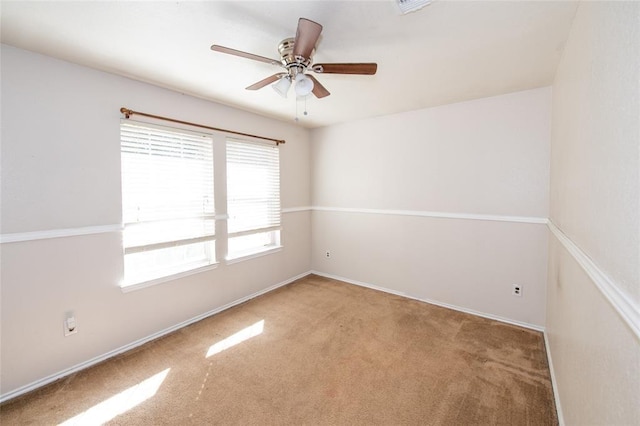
<box><xmin>120</xmin><ymin>107</ymin><xmax>285</xmax><ymax>145</ymax></box>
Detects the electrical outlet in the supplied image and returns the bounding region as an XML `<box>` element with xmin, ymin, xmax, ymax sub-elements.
<box><xmin>512</xmin><ymin>284</ymin><xmax>523</xmax><ymax>297</ymax></box>
<box><xmin>325</xmin><ymin>250</ymin><xmax>330</xmax><ymax>258</ymax></box>
<box><xmin>64</xmin><ymin>311</ymin><xmax>78</xmax><ymax>336</ymax></box>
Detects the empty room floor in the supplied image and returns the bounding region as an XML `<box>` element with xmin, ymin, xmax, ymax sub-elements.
<box><xmin>0</xmin><ymin>275</ymin><xmax>557</xmax><ymax>425</ymax></box>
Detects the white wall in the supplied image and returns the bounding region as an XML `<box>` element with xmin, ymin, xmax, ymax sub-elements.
<box><xmin>0</xmin><ymin>45</ymin><xmax>311</xmax><ymax>398</ymax></box>
<box><xmin>546</xmin><ymin>1</ymin><xmax>640</xmax><ymax>424</ymax></box>
<box><xmin>311</xmin><ymin>88</ymin><xmax>551</xmax><ymax>328</ymax></box>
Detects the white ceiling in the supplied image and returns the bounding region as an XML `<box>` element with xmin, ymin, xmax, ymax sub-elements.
<box><xmin>1</xmin><ymin>1</ymin><xmax>578</xmax><ymax>128</ymax></box>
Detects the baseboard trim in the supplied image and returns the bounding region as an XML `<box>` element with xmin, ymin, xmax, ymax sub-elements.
<box><xmin>311</xmin><ymin>206</ymin><xmax>548</xmax><ymax>225</ymax></box>
<box><xmin>0</xmin><ymin>270</ymin><xmax>311</xmax><ymax>404</ymax></box>
<box><xmin>548</xmin><ymin>220</ymin><xmax>640</xmax><ymax>340</ymax></box>
<box><xmin>310</xmin><ymin>270</ymin><xmax>545</xmax><ymax>332</ymax></box>
<box><xmin>544</xmin><ymin>331</ymin><xmax>565</xmax><ymax>426</ymax></box>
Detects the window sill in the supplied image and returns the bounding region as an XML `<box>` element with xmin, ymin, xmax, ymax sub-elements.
<box><xmin>225</xmin><ymin>246</ymin><xmax>282</xmax><ymax>265</ymax></box>
<box><xmin>120</xmin><ymin>262</ymin><xmax>219</xmax><ymax>293</ymax></box>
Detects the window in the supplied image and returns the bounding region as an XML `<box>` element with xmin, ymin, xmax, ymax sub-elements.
<box><xmin>120</xmin><ymin>121</ymin><xmax>282</xmax><ymax>288</ymax></box>
<box><xmin>120</xmin><ymin>122</ymin><xmax>215</xmax><ymax>286</ymax></box>
<box><xmin>226</xmin><ymin>139</ymin><xmax>281</xmax><ymax>260</ymax></box>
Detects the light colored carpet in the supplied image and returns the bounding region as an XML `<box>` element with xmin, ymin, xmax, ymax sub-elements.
<box><xmin>1</xmin><ymin>274</ymin><xmax>557</xmax><ymax>425</ymax></box>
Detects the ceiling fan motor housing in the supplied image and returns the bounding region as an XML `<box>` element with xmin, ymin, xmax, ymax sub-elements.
<box><xmin>278</xmin><ymin>37</ymin><xmax>312</xmax><ymax>75</ymax></box>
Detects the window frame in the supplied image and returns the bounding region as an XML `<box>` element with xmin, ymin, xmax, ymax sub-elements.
<box><xmin>120</xmin><ymin>120</ymin><xmax>217</xmax><ymax>290</ymax></box>
<box><xmin>225</xmin><ymin>137</ymin><xmax>282</xmax><ymax>262</ymax></box>
<box><xmin>119</xmin><ymin>120</ymin><xmax>283</xmax><ymax>291</ymax></box>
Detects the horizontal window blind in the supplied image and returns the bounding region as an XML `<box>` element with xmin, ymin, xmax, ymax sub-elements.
<box><xmin>226</xmin><ymin>139</ymin><xmax>280</xmax><ymax>235</ymax></box>
<box><xmin>121</xmin><ymin>122</ymin><xmax>215</xmax><ymax>251</ymax></box>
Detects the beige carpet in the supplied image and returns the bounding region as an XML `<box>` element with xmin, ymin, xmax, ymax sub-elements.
<box><xmin>1</xmin><ymin>275</ymin><xmax>557</xmax><ymax>425</ymax></box>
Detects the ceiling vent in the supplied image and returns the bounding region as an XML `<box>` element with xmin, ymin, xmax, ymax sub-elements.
<box><xmin>396</xmin><ymin>0</ymin><xmax>433</xmax><ymax>14</ymax></box>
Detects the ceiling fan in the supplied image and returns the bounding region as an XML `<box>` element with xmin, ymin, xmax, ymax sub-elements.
<box><xmin>210</xmin><ymin>18</ymin><xmax>377</xmax><ymax>99</ymax></box>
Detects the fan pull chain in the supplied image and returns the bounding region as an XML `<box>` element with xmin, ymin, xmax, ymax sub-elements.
<box><xmin>294</xmin><ymin>95</ymin><xmax>310</xmax><ymax>123</ymax></box>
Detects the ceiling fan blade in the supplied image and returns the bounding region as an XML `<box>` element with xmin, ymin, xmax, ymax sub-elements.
<box><xmin>306</xmin><ymin>75</ymin><xmax>330</xmax><ymax>98</ymax></box>
<box><xmin>311</xmin><ymin>63</ymin><xmax>378</xmax><ymax>75</ymax></box>
<box><xmin>246</xmin><ymin>73</ymin><xmax>287</xmax><ymax>90</ymax></box>
<box><xmin>211</xmin><ymin>45</ymin><xmax>280</xmax><ymax>66</ymax></box>
<box><xmin>293</xmin><ymin>18</ymin><xmax>323</xmax><ymax>59</ymax></box>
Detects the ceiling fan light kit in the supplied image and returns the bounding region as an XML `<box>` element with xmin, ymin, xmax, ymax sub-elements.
<box><xmin>272</xmin><ymin>75</ymin><xmax>292</xmax><ymax>98</ymax></box>
<box><xmin>211</xmin><ymin>17</ymin><xmax>377</xmax><ymax>100</ymax></box>
<box><xmin>294</xmin><ymin>74</ymin><xmax>314</xmax><ymax>97</ymax></box>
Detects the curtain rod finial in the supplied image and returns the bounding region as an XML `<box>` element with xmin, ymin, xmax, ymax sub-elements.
<box><xmin>120</xmin><ymin>107</ymin><xmax>132</xmax><ymax>119</ymax></box>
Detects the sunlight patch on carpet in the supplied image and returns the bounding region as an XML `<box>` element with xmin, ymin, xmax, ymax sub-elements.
<box><xmin>58</xmin><ymin>368</ymin><xmax>170</xmax><ymax>426</ymax></box>
<box><xmin>206</xmin><ymin>320</ymin><xmax>264</xmax><ymax>358</ymax></box>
